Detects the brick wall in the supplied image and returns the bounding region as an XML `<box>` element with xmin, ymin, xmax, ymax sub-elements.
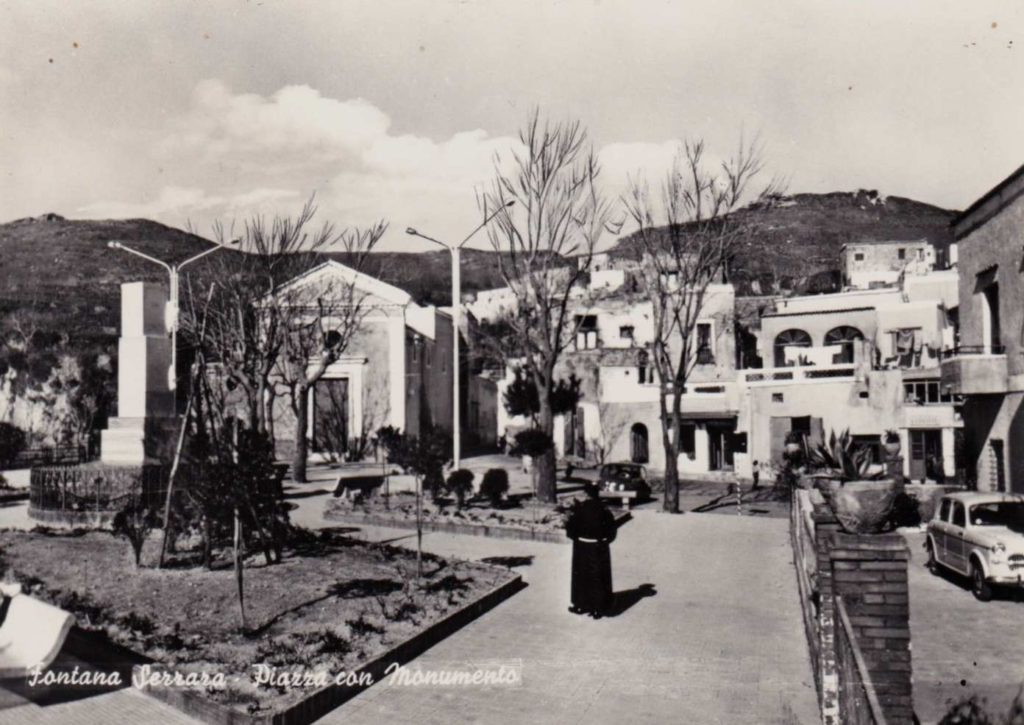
<box><xmin>796</xmin><ymin>494</ymin><xmax>915</xmax><ymax>725</ymax></box>
<box><xmin>829</xmin><ymin>533</ymin><xmax>913</xmax><ymax>724</ymax></box>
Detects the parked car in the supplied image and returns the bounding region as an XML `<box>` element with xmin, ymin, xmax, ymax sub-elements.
<box><xmin>597</xmin><ymin>462</ymin><xmax>651</xmax><ymax>502</ymax></box>
<box><xmin>925</xmin><ymin>492</ymin><xmax>1024</xmax><ymax>601</ymax></box>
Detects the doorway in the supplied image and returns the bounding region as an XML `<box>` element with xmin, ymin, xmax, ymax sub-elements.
<box><xmin>313</xmin><ymin>378</ymin><xmax>349</xmax><ymax>457</ymax></box>
<box><xmin>908</xmin><ymin>429</ymin><xmax>942</xmax><ymax>482</ymax></box>
<box><xmin>630</xmin><ymin>423</ymin><xmax>649</xmax><ymax>463</ymax></box>
<box><xmin>707</xmin><ymin>420</ymin><xmax>737</xmax><ymax>471</ymax></box>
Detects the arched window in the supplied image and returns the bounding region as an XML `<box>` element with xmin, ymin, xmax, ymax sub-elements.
<box><xmin>824</xmin><ymin>326</ymin><xmax>864</xmax><ymax>364</ymax></box>
<box><xmin>773</xmin><ymin>329</ymin><xmax>812</xmax><ymax>367</ymax></box>
<box><xmin>630</xmin><ymin>423</ymin><xmax>649</xmax><ymax>463</ymax></box>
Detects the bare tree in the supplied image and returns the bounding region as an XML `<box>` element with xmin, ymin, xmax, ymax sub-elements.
<box><xmin>623</xmin><ymin>137</ymin><xmax>779</xmax><ymax>512</ymax></box>
<box><xmin>182</xmin><ymin>199</ymin><xmax>386</xmax><ymax>482</ymax></box>
<box><xmin>480</xmin><ymin>111</ymin><xmax>619</xmax><ymax>503</ymax></box>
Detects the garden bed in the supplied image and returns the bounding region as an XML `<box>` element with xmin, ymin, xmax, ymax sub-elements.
<box><xmin>0</xmin><ymin>527</ymin><xmax>520</xmax><ymax>723</ymax></box>
<box><xmin>325</xmin><ymin>492</ymin><xmax>612</xmax><ymax>544</ymax></box>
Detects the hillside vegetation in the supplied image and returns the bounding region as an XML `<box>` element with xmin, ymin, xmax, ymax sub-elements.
<box><xmin>0</xmin><ymin>191</ymin><xmax>956</xmax><ymax>444</ymax></box>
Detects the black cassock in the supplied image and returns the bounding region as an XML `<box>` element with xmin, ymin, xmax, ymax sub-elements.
<box><xmin>565</xmin><ymin>499</ymin><xmax>617</xmax><ymax>616</ymax></box>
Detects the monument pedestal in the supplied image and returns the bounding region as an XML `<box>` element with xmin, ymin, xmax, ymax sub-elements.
<box><xmin>100</xmin><ymin>281</ymin><xmax>179</xmax><ymax>466</ymax></box>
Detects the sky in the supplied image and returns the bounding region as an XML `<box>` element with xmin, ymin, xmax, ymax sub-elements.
<box><xmin>2</xmin><ymin>0</ymin><xmax>1023</xmax><ymax>251</ymax></box>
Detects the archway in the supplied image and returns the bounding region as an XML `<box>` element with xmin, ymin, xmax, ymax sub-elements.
<box><xmin>824</xmin><ymin>325</ymin><xmax>864</xmax><ymax>364</ymax></box>
<box><xmin>773</xmin><ymin>329</ymin><xmax>812</xmax><ymax>367</ymax></box>
<box><xmin>630</xmin><ymin>423</ymin><xmax>649</xmax><ymax>463</ymax></box>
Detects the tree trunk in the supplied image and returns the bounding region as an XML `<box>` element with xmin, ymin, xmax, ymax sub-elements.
<box><xmin>536</xmin><ymin>396</ymin><xmax>557</xmax><ymax>503</ymax></box>
<box><xmin>662</xmin><ymin>396</ymin><xmax>681</xmax><ymax>513</ymax></box>
<box><xmin>415</xmin><ymin>475</ymin><xmax>423</xmax><ymax>579</ymax></box>
<box><xmin>293</xmin><ymin>382</ymin><xmax>309</xmax><ymax>482</ymax></box>
<box><xmin>233</xmin><ymin>508</ymin><xmax>247</xmax><ymax>631</ymax></box>
<box><xmin>663</xmin><ymin>444</ymin><xmax>680</xmax><ymax>513</ymax></box>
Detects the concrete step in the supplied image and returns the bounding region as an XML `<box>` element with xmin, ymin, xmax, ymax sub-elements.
<box><xmin>105</xmin><ymin>417</ymin><xmax>147</xmax><ymax>430</ymax></box>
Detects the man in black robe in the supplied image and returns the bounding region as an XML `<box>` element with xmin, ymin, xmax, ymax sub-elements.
<box><xmin>565</xmin><ymin>483</ymin><xmax>617</xmax><ymax>618</ymax></box>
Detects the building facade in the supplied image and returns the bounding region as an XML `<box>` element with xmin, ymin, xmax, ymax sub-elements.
<box><xmin>941</xmin><ymin>164</ymin><xmax>1024</xmax><ymax>493</ymax></box>
<box><xmin>268</xmin><ymin>261</ymin><xmax>454</xmax><ymax>461</ymax></box>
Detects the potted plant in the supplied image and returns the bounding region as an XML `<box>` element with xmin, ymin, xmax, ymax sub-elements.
<box><xmin>883</xmin><ymin>429</ymin><xmax>901</xmax><ymax>458</ymax></box>
<box><xmin>807</xmin><ymin>429</ymin><xmax>901</xmax><ymax>534</ymax></box>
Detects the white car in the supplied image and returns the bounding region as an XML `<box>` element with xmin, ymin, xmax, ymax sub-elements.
<box><xmin>925</xmin><ymin>492</ymin><xmax>1024</xmax><ymax>601</ymax></box>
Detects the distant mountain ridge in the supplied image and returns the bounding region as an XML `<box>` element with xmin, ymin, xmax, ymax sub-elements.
<box><xmin>610</xmin><ymin>189</ymin><xmax>957</xmax><ymax>296</ymax></box>
<box><xmin>0</xmin><ymin>189</ymin><xmax>957</xmax><ymax>338</ymax></box>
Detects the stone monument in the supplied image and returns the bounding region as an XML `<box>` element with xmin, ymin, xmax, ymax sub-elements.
<box><xmin>100</xmin><ymin>281</ymin><xmax>178</xmax><ymax>464</ymax></box>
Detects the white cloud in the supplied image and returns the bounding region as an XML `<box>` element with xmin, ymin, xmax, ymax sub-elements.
<box><xmin>77</xmin><ymin>186</ymin><xmax>223</xmax><ymax>219</ymax></box>
<box><xmin>81</xmin><ymin>81</ymin><xmax>710</xmax><ymax>248</ymax></box>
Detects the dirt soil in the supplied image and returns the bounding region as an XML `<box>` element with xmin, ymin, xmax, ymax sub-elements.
<box><xmin>0</xmin><ymin>527</ymin><xmax>515</xmax><ymax>715</ymax></box>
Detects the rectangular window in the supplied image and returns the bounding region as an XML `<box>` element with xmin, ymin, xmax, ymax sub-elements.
<box><xmin>854</xmin><ymin>252</ymin><xmax>864</xmax><ymax>262</ymax></box>
<box><xmin>898</xmin><ymin>248</ymin><xmax>906</xmax><ymax>260</ymax></box>
<box><xmin>904</xmin><ymin>380</ymin><xmax>952</xmax><ymax>405</ymax></box>
<box><xmin>772</xmin><ymin>392</ymin><xmax>784</xmax><ymax>403</ymax></box>
<box><xmin>638</xmin><ymin>365</ymin><xmax>647</xmax><ymax>384</ymax></box>
<box><xmin>575</xmin><ymin>315</ymin><xmax>599</xmax><ymax>350</ymax></box>
<box><xmin>696</xmin><ymin>322</ymin><xmax>714</xmax><ymax>364</ymax></box>
<box><xmin>619</xmin><ymin>325</ymin><xmax>634</xmax><ymax>340</ymax></box>
<box><xmin>680</xmin><ymin>423</ymin><xmax>696</xmax><ymax>459</ymax></box>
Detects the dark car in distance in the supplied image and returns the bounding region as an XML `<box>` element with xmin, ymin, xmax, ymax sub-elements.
<box><xmin>597</xmin><ymin>462</ymin><xmax>651</xmax><ymax>505</ymax></box>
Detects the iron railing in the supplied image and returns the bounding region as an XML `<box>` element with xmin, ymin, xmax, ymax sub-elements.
<box><xmin>835</xmin><ymin>596</ymin><xmax>889</xmax><ymax>725</ymax></box>
<box><xmin>941</xmin><ymin>344</ymin><xmax>1006</xmax><ymax>359</ymax></box>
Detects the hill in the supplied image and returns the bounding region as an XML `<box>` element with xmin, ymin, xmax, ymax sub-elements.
<box><xmin>611</xmin><ymin>189</ymin><xmax>957</xmax><ymax>296</ymax></box>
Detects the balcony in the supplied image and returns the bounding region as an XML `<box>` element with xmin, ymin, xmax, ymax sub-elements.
<box><xmin>740</xmin><ymin>363</ymin><xmax>858</xmax><ymax>386</ymax></box>
<box><xmin>940</xmin><ymin>345</ymin><xmax>1008</xmax><ymax>395</ymax></box>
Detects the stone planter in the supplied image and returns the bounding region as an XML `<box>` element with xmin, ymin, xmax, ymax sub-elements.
<box><xmin>817</xmin><ymin>478</ymin><xmax>902</xmax><ymax>534</ymax></box>
<box><xmin>884</xmin><ymin>440</ymin><xmax>901</xmax><ymax>457</ymax></box>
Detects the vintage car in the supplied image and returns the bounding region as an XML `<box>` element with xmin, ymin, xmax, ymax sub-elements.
<box><xmin>925</xmin><ymin>492</ymin><xmax>1024</xmax><ymax>601</ymax></box>
<box><xmin>597</xmin><ymin>462</ymin><xmax>651</xmax><ymax>506</ymax></box>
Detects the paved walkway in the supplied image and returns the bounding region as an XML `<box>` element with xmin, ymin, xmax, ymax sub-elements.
<box><xmin>331</xmin><ymin>512</ymin><xmax>818</xmax><ymax>725</ymax></box>
<box><xmin>0</xmin><ymin>468</ymin><xmax>818</xmax><ymax>724</ymax></box>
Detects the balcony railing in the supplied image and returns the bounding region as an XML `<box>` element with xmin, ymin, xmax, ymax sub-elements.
<box><xmin>741</xmin><ymin>364</ymin><xmax>857</xmax><ymax>385</ymax></box>
<box><xmin>941</xmin><ymin>344</ymin><xmax>1006</xmax><ymax>359</ymax></box>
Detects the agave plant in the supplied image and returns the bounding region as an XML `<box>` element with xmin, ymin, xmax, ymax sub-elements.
<box><xmin>804</xmin><ymin>429</ymin><xmax>883</xmax><ymax>484</ymax></box>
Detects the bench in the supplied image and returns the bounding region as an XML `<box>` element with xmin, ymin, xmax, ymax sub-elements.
<box><xmin>0</xmin><ymin>586</ymin><xmax>75</xmax><ymax>679</ymax></box>
<box><xmin>599</xmin><ymin>490</ymin><xmax>638</xmax><ymax>510</ymax></box>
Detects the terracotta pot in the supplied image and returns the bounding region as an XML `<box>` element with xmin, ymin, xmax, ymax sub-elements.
<box><xmin>785</xmin><ymin>442</ymin><xmax>802</xmax><ymax>456</ymax></box>
<box><xmin>884</xmin><ymin>440</ymin><xmax>901</xmax><ymax>457</ymax></box>
<box><xmin>817</xmin><ymin>478</ymin><xmax>902</xmax><ymax>534</ymax></box>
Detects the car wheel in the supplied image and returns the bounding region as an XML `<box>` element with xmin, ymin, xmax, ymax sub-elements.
<box><xmin>971</xmin><ymin>562</ymin><xmax>993</xmax><ymax>602</ymax></box>
<box><xmin>925</xmin><ymin>540</ymin><xmax>940</xmax><ymax>575</ymax></box>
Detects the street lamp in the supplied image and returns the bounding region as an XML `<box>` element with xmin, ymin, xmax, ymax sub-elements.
<box><xmin>107</xmin><ymin>238</ymin><xmax>239</xmax><ymax>391</ymax></box>
<box><xmin>406</xmin><ymin>200</ymin><xmax>514</xmax><ymax>469</ymax></box>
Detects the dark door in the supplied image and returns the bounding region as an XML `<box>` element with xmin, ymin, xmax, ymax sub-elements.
<box><xmin>910</xmin><ymin>429</ymin><xmax>943</xmax><ymax>482</ymax></box>
<box><xmin>630</xmin><ymin>423</ymin><xmax>649</xmax><ymax>463</ymax></box>
<box><xmin>313</xmin><ymin>378</ymin><xmax>349</xmax><ymax>456</ymax></box>
<box><xmin>575</xmin><ymin>406</ymin><xmax>586</xmax><ymax>458</ymax></box>
<box><xmin>707</xmin><ymin>421</ymin><xmax>737</xmax><ymax>471</ymax></box>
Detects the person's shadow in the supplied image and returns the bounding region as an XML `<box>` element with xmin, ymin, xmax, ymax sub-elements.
<box><xmin>606</xmin><ymin>583</ymin><xmax>657</xmax><ymax>617</ymax></box>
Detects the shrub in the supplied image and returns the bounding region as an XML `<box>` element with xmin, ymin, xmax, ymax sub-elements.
<box><xmin>479</xmin><ymin>468</ymin><xmax>509</xmax><ymax>507</ymax></box>
<box><xmin>445</xmin><ymin>469</ymin><xmax>475</xmax><ymax>510</ymax></box>
<box><xmin>0</xmin><ymin>423</ymin><xmax>27</xmax><ymax>469</ymax></box>
<box><xmin>112</xmin><ymin>500</ymin><xmax>160</xmax><ymax>567</ymax></box>
<box><xmin>512</xmin><ymin>428</ymin><xmax>553</xmax><ymax>458</ymax></box>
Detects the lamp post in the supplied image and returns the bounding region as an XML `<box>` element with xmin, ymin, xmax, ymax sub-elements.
<box><xmin>406</xmin><ymin>200</ymin><xmax>514</xmax><ymax>469</ymax></box>
<box><xmin>106</xmin><ymin>238</ymin><xmax>238</xmax><ymax>391</ymax></box>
